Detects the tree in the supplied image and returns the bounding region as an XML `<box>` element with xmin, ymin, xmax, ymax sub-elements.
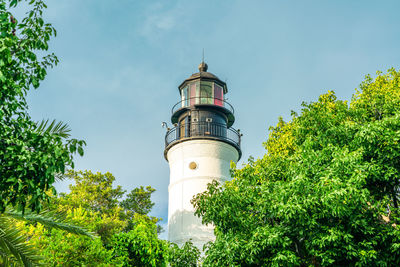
<box><xmin>1</xmin><ymin>1</ymin><xmax>86</xmax><ymax>263</ymax></box>
<box><xmin>193</xmin><ymin>69</ymin><xmax>400</xmax><ymax>266</ymax></box>
<box><xmin>121</xmin><ymin>185</ymin><xmax>163</xmax><ymax>232</ymax></box>
<box><xmin>168</xmin><ymin>240</ymin><xmax>201</xmax><ymax>267</ymax></box>
<box><xmin>16</xmin><ymin>206</ymin><xmax>122</xmax><ymax>266</ymax></box>
<box><xmin>56</xmin><ymin>170</ymin><xmax>128</xmax><ymax>245</ymax></box>
<box><xmin>1</xmin><ymin>207</ymin><xmax>94</xmax><ymax>266</ymax></box>
<box><xmin>16</xmin><ymin>170</ymin><xmax>131</xmax><ymax>265</ymax></box>
<box><xmin>110</xmin><ymin>214</ymin><xmax>168</xmax><ymax>267</ymax></box>
<box><xmin>60</xmin><ymin>170</ymin><xmax>125</xmax><ymax>215</ymax></box>
<box><xmin>0</xmin><ymin>0</ymin><xmax>85</xmax><ymax>213</ymax></box>
<box><xmin>18</xmin><ymin>170</ymin><xmax>169</xmax><ymax>266</ymax></box>
<box><xmin>0</xmin><ymin>119</ymin><xmax>89</xmax><ymax>265</ymax></box>
<box><xmin>17</xmin><ymin>169</ymin><xmax>202</xmax><ymax>266</ymax></box>
<box><xmin>121</xmin><ymin>186</ymin><xmax>156</xmax><ymax>216</ymax></box>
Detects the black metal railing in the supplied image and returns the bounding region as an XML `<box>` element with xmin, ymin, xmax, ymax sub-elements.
<box><xmin>165</xmin><ymin>121</ymin><xmax>241</xmax><ymax>149</ymax></box>
<box><xmin>171</xmin><ymin>97</ymin><xmax>234</xmax><ymax>115</ymax></box>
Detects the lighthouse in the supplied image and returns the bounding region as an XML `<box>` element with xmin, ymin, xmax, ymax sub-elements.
<box><xmin>164</xmin><ymin>62</ymin><xmax>242</xmax><ymax>250</ymax></box>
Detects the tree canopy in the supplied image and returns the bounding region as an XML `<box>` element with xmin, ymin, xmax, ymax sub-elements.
<box><xmin>193</xmin><ymin>69</ymin><xmax>400</xmax><ymax>266</ymax></box>
<box><xmin>121</xmin><ymin>186</ymin><xmax>156</xmax><ymax>216</ymax></box>
<box><xmin>16</xmin><ymin>170</ymin><xmax>200</xmax><ymax>266</ymax></box>
<box><xmin>0</xmin><ymin>0</ymin><xmax>85</xmax><ymax>213</ymax></box>
<box><xmin>0</xmin><ymin>0</ymin><xmax>89</xmax><ymax>264</ymax></box>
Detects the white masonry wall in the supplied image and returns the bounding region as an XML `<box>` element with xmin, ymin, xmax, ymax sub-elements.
<box><xmin>167</xmin><ymin>139</ymin><xmax>239</xmax><ymax>251</ymax></box>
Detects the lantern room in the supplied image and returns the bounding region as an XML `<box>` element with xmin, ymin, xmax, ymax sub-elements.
<box><xmin>180</xmin><ymin>80</ymin><xmax>225</xmax><ymax>106</ymax></box>
<box><xmin>171</xmin><ymin>62</ymin><xmax>235</xmax><ymax>127</ymax></box>
<box><xmin>178</xmin><ymin>62</ymin><xmax>227</xmax><ymax>107</ymax></box>
<box><xmin>165</xmin><ymin>62</ymin><xmax>241</xmax><ymax>160</ymax></box>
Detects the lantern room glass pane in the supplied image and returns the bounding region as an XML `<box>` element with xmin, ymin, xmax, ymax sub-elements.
<box><xmin>182</xmin><ymin>86</ymin><xmax>189</xmax><ymax>107</ymax></box>
<box><xmin>200</xmin><ymin>81</ymin><xmax>213</xmax><ymax>104</ymax></box>
<box><xmin>189</xmin><ymin>82</ymin><xmax>198</xmax><ymax>105</ymax></box>
<box><xmin>214</xmin><ymin>84</ymin><xmax>223</xmax><ymax>106</ymax></box>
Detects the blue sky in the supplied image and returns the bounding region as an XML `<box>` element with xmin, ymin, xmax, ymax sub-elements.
<box><xmin>25</xmin><ymin>0</ymin><xmax>400</xmax><ymax>237</ymax></box>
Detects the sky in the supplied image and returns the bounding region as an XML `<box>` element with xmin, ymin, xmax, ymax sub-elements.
<box><xmin>23</xmin><ymin>0</ymin><xmax>400</xmax><ymax>238</ymax></box>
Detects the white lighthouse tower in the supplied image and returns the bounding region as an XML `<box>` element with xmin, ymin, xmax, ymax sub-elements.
<box><xmin>164</xmin><ymin>62</ymin><xmax>242</xmax><ymax>250</ymax></box>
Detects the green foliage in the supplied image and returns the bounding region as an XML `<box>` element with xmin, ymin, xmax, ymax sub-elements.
<box><xmin>0</xmin><ymin>0</ymin><xmax>87</xmax><ymax>264</ymax></box>
<box><xmin>1</xmin><ymin>208</ymin><xmax>94</xmax><ymax>266</ymax></box>
<box><xmin>60</xmin><ymin>170</ymin><xmax>125</xmax><ymax>215</ymax></box>
<box><xmin>0</xmin><ymin>216</ymin><xmax>42</xmax><ymax>266</ymax></box>
<box><xmin>34</xmin><ymin>119</ymin><xmax>72</xmax><ymax>139</ymax></box>
<box><xmin>56</xmin><ymin>170</ymin><xmax>163</xmax><ymax>243</ymax></box>
<box><xmin>110</xmin><ymin>214</ymin><xmax>168</xmax><ymax>267</ymax></box>
<box><xmin>17</xmin><ymin>206</ymin><xmax>121</xmax><ymax>266</ymax></box>
<box><xmin>121</xmin><ymin>185</ymin><xmax>161</xmax><ymax>232</ymax></box>
<box><xmin>193</xmin><ymin>69</ymin><xmax>400</xmax><ymax>266</ymax></box>
<box><xmin>121</xmin><ymin>186</ymin><xmax>156</xmax><ymax>216</ymax></box>
<box><xmin>0</xmin><ymin>0</ymin><xmax>85</xmax><ymax>213</ymax></box>
<box><xmin>16</xmin><ymin>170</ymin><xmax>169</xmax><ymax>266</ymax></box>
<box><xmin>5</xmin><ymin>207</ymin><xmax>94</xmax><ymax>238</ymax></box>
<box><xmin>168</xmin><ymin>240</ymin><xmax>201</xmax><ymax>267</ymax></box>
<box><xmin>53</xmin><ymin>170</ymin><xmax>129</xmax><ymax>247</ymax></box>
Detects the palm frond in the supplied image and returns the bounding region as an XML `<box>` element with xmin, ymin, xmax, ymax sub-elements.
<box><xmin>0</xmin><ymin>217</ymin><xmax>43</xmax><ymax>267</ymax></box>
<box><xmin>4</xmin><ymin>208</ymin><xmax>96</xmax><ymax>239</ymax></box>
<box><xmin>34</xmin><ymin>119</ymin><xmax>71</xmax><ymax>138</ymax></box>
<box><xmin>54</xmin><ymin>172</ymin><xmax>69</xmax><ymax>183</ymax></box>
<box><xmin>0</xmin><ymin>248</ymin><xmax>20</xmax><ymax>266</ymax></box>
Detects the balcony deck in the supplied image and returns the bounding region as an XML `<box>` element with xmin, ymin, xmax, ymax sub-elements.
<box><xmin>164</xmin><ymin>121</ymin><xmax>241</xmax><ymax>160</ymax></box>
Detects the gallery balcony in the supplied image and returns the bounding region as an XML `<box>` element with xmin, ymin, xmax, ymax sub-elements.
<box><xmin>164</xmin><ymin>121</ymin><xmax>241</xmax><ymax>159</ymax></box>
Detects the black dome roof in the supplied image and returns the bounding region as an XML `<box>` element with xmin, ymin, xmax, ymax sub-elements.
<box><xmin>178</xmin><ymin>62</ymin><xmax>227</xmax><ymax>93</ymax></box>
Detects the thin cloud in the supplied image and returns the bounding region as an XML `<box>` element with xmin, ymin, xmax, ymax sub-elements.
<box><xmin>138</xmin><ymin>1</ymin><xmax>186</xmax><ymax>41</ymax></box>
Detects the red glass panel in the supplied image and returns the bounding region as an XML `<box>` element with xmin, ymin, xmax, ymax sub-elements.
<box><xmin>214</xmin><ymin>84</ymin><xmax>223</xmax><ymax>106</ymax></box>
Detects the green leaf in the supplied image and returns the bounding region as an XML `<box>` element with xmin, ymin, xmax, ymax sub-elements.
<box><xmin>77</xmin><ymin>146</ymin><xmax>84</xmax><ymax>156</ymax></box>
<box><xmin>9</xmin><ymin>0</ymin><xmax>18</xmax><ymax>7</ymax></box>
<box><xmin>0</xmin><ymin>71</ymin><xmax>5</xmax><ymax>82</ymax></box>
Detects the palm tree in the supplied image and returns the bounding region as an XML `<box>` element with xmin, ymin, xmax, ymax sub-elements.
<box><xmin>0</xmin><ymin>120</ymin><xmax>92</xmax><ymax>266</ymax></box>
<box><xmin>0</xmin><ymin>208</ymin><xmax>95</xmax><ymax>266</ymax></box>
<box><xmin>33</xmin><ymin>119</ymin><xmax>72</xmax><ymax>139</ymax></box>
